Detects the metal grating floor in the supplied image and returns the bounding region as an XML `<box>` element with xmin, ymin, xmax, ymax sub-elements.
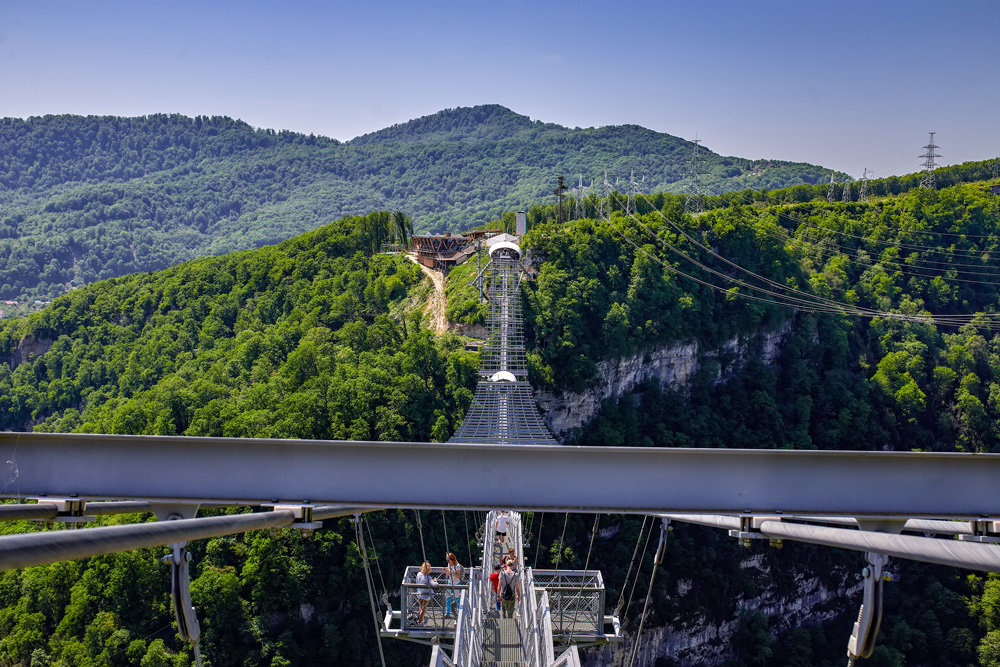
<box><xmin>449</xmin><ymin>382</ymin><xmax>556</xmax><ymax>446</ymax></box>
<box><xmin>482</xmin><ymin>617</ymin><xmax>526</xmax><ymax>666</ymax></box>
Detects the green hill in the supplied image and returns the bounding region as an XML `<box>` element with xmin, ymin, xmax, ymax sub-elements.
<box><xmin>3</xmin><ymin>180</ymin><xmax>1000</xmax><ymax>664</ymax></box>
<box><xmin>0</xmin><ymin>106</ymin><xmax>839</xmax><ymax>305</ymax></box>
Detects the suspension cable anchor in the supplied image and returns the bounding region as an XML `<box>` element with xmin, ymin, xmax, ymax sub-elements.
<box><xmin>846</xmin><ymin>551</ymin><xmax>888</xmax><ymax>664</ymax></box>
<box><xmin>728</xmin><ymin>515</ymin><xmax>778</xmax><ymax>548</ymax></box>
<box><xmin>264</xmin><ymin>504</ymin><xmax>322</xmax><ymax>536</ymax></box>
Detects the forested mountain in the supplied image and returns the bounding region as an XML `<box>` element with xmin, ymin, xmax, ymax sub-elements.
<box><xmin>4</xmin><ymin>177</ymin><xmax>1000</xmax><ymax>665</ymax></box>
<box><xmin>0</xmin><ymin>107</ymin><xmax>837</xmax><ymax>305</ymax></box>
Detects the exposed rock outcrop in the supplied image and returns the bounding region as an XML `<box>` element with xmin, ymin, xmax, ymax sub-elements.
<box><xmin>586</xmin><ymin>555</ymin><xmax>859</xmax><ymax>666</ymax></box>
<box><xmin>536</xmin><ymin>321</ymin><xmax>793</xmax><ymax>440</ymax></box>
<box><xmin>8</xmin><ymin>334</ymin><xmax>53</xmax><ymax>370</ymax></box>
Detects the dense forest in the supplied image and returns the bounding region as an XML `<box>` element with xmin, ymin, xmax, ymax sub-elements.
<box><xmin>0</xmin><ymin>107</ymin><xmax>837</xmax><ymax>304</ymax></box>
<box><xmin>4</xmin><ymin>172</ymin><xmax>1000</xmax><ymax>665</ymax></box>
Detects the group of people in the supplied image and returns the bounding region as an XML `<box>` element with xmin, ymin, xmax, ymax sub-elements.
<box><xmin>413</xmin><ymin>552</ymin><xmax>464</xmax><ymax>625</ymax></box>
<box><xmin>490</xmin><ymin>510</ymin><xmax>521</xmax><ymax>617</ymax></box>
<box><xmin>411</xmin><ymin>510</ymin><xmax>523</xmax><ymax>626</ymax></box>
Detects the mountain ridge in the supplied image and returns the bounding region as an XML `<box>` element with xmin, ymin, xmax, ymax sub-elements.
<box><xmin>0</xmin><ymin>106</ymin><xmax>841</xmax><ymax>306</ymax></box>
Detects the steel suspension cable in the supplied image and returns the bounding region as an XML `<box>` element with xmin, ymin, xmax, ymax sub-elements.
<box><xmin>415</xmin><ymin>510</ymin><xmax>426</xmax><ymax>563</ymax></box>
<box><xmin>354</xmin><ymin>515</ymin><xmax>387</xmax><ymax>667</ymax></box>
<box><xmin>626</xmin><ymin>520</ymin><xmax>669</xmax><ymax>667</ymax></box>
<box><xmin>362</xmin><ymin>515</ymin><xmax>388</xmax><ymax>603</ymax></box>
<box><xmin>614</xmin><ymin>516</ymin><xmax>648</xmax><ymax>618</ymax></box>
<box><xmin>533</xmin><ymin>513</ymin><xmax>545</xmax><ymax>570</ymax></box>
<box><xmin>463</xmin><ymin>511</ymin><xmax>472</xmax><ymax>566</ymax></box>
<box><xmin>583</xmin><ymin>514</ymin><xmax>600</xmax><ymax>573</ymax></box>
<box><xmin>621</xmin><ymin>518</ymin><xmax>655</xmax><ymax>626</ymax></box>
<box><xmin>441</xmin><ymin>510</ymin><xmax>450</xmax><ymax>558</ymax></box>
<box><xmin>553</xmin><ymin>512</ymin><xmax>570</xmax><ymax>572</ymax></box>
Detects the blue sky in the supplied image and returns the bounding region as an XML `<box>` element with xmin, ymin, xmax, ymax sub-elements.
<box><xmin>2</xmin><ymin>0</ymin><xmax>998</xmax><ymax>179</ymax></box>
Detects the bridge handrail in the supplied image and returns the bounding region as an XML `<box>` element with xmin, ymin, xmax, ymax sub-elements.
<box><xmin>451</xmin><ymin>575</ymin><xmax>484</xmax><ymax>667</ymax></box>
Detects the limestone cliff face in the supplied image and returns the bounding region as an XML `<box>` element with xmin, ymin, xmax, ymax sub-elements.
<box><xmin>586</xmin><ymin>553</ymin><xmax>859</xmax><ymax>666</ymax></box>
<box><xmin>8</xmin><ymin>334</ymin><xmax>53</xmax><ymax>370</ymax></box>
<box><xmin>535</xmin><ymin>321</ymin><xmax>793</xmax><ymax>440</ymax></box>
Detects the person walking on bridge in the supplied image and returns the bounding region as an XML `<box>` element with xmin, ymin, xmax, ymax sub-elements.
<box><xmin>495</xmin><ymin>510</ymin><xmax>509</xmax><ymax>545</ymax></box>
<box><xmin>502</xmin><ymin>547</ymin><xmax>519</xmax><ymax>573</ymax></box>
<box><xmin>498</xmin><ymin>561</ymin><xmax>520</xmax><ymax>618</ymax></box>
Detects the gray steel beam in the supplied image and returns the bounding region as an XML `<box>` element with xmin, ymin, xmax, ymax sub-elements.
<box><xmin>663</xmin><ymin>513</ymin><xmax>1000</xmax><ymax>572</ymax></box>
<box><xmin>758</xmin><ymin>520</ymin><xmax>1000</xmax><ymax>572</ymax></box>
<box><xmin>0</xmin><ymin>511</ymin><xmax>295</xmax><ymax>570</ymax></box>
<box><xmin>0</xmin><ymin>500</ymin><xmax>153</xmax><ymax>522</ymax></box>
<box><xmin>671</xmin><ymin>514</ymin><xmax>977</xmax><ymax>536</ymax></box>
<box><xmin>0</xmin><ymin>503</ymin><xmax>61</xmax><ymax>521</ymax></box>
<box><xmin>4</xmin><ymin>432</ymin><xmax>1000</xmax><ymax>517</ymax></box>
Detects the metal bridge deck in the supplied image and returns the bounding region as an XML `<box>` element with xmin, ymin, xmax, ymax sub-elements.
<box><xmin>482</xmin><ymin>615</ymin><xmax>525</xmax><ymax>665</ymax></box>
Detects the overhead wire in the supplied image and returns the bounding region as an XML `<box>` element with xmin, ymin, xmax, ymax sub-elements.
<box><xmin>720</xmin><ymin>182</ymin><xmax>1000</xmax><ymax>258</ymax></box>
<box><xmin>604</xmin><ymin>191</ymin><xmax>1000</xmax><ymax>329</ymax></box>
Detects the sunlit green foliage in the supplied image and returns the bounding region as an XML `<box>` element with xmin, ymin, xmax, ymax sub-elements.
<box><xmin>0</xmin><ymin>107</ymin><xmax>837</xmax><ymax>304</ymax></box>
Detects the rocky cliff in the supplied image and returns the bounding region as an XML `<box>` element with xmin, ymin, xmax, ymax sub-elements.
<box><xmin>586</xmin><ymin>552</ymin><xmax>860</xmax><ymax>666</ymax></box>
<box><xmin>536</xmin><ymin>320</ymin><xmax>793</xmax><ymax>440</ymax></box>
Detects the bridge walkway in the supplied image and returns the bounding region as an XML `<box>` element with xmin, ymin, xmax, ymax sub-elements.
<box><xmin>481</xmin><ymin>616</ymin><xmax>525</xmax><ymax>666</ymax></box>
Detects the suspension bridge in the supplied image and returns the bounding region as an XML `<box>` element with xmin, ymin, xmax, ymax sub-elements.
<box><xmin>3</xmin><ymin>232</ymin><xmax>1000</xmax><ymax>667</ymax></box>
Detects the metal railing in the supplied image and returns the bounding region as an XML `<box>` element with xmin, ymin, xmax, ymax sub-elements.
<box><xmin>400</xmin><ymin>565</ymin><xmax>466</xmax><ymax>634</ymax></box>
<box><xmin>531</xmin><ymin>570</ymin><xmax>606</xmax><ymax>638</ymax></box>
<box><xmin>451</xmin><ymin>571</ymin><xmax>484</xmax><ymax>667</ymax></box>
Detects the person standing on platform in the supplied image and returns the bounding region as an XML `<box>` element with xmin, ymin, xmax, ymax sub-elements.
<box><xmin>415</xmin><ymin>561</ymin><xmax>438</xmax><ymax>625</ymax></box>
<box><xmin>444</xmin><ymin>552</ymin><xmax>463</xmax><ymax>617</ymax></box>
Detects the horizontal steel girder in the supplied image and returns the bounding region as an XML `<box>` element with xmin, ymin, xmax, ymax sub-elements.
<box><xmin>0</xmin><ymin>511</ymin><xmax>295</xmax><ymax>570</ymax></box>
<box><xmin>3</xmin><ymin>432</ymin><xmax>1000</xmax><ymax>517</ymax></box>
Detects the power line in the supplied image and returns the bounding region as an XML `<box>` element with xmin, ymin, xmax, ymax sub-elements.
<box><xmin>613</xmin><ymin>191</ymin><xmax>1000</xmax><ymax>329</ymax></box>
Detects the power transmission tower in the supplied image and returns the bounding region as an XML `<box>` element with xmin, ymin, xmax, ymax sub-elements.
<box><xmin>627</xmin><ymin>169</ymin><xmax>644</xmax><ymax>216</ymax></box>
<box><xmin>574</xmin><ymin>174</ymin><xmax>588</xmax><ymax>220</ymax></box>
<box><xmin>553</xmin><ymin>176</ymin><xmax>569</xmax><ymax>223</ymax></box>
<box><xmin>843</xmin><ymin>178</ymin><xmax>852</xmax><ymax>202</ymax></box>
<box><xmin>827</xmin><ymin>172</ymin><xmax>836</xmax><ymax>202</ymax></box>
<box><xmin>685</xmin><ymin>139</ymin><xmax>705</xmax><ymax>215</ymax></box>
<box><xmin>859</xmin><ymin>168</ymin><xmax>870</xmax><ymax>202</ymax></box>
<box><xmin>598</xmin><ymin>171</ymin><xmax>611</xmax><ymax>220</ymax></box>
<box><xmin>993</xmin><ymin>158</ymin><xmax>999</xmax><ymax>180</ymax></box>
<box><xmin>919</xmin><ymin>132</ymin><xmax>941</xmax><ymax>189</ymax></box>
